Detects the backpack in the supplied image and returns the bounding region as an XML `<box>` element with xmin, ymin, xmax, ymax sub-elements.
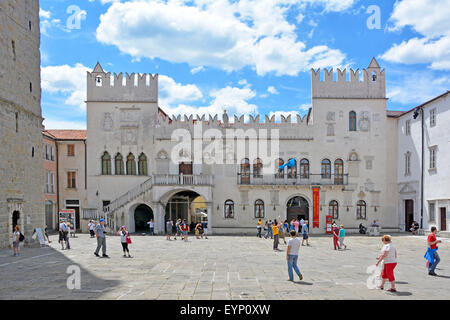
<box><xmin>19</xmin><ymin>232</ymin><xmax>25</xmax><ymax>242</ymax></box>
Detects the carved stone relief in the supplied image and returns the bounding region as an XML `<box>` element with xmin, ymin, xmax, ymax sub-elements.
<box><xmin>102</xmin><ymin>112</ymin><xmax>114</xmax><ymax>131</ymax></box>
<box><xmin>358</xmin><ymin>111</ymin><xmax>370</xmax><ymax>132</ymax></box>
<box><xmin>121</xmin><ymin>128</ymin><xmax>137</xmax><ymax>145</ymax></box>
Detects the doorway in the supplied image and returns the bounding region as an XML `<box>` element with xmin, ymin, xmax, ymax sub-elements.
<box><xmin>12</xmin><ymin>211</ymin><xmax>20</xmax><ymax>232</ymax></box>
<box><xmin>286</xmin><ymin>196</ymin><xmax>309</xmax><ymax>222</ymax></box>
<box><xmin>405</xmin><ymin>200</ymin><xmax>414</xmax><ymax>232</ymax></box>
<box><xmin>441</xmin><ymin>208</ymin><xmax>447</xmax><ymax>231</ymax></box>
<box><xmin>134</xmin><ymin>204</ymin><xmax>154</xmax><ymax>232</ymax></box>
<box><xmin>179</xmin><ymin>162</ymin><xmax>193</xmax><ymax>175</ymax></box>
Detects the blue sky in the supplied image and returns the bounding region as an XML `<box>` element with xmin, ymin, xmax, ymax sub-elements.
<box><xmin>39</xmin><ymin>0</ymin><xmax>450</xmax><ymax>129</ymax></box>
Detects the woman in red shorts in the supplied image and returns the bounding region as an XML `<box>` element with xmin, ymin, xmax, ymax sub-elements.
<box><xmin>376</xmin><ymin>235</ymin><xmax>397</xmax><ymax>292</ymax></box>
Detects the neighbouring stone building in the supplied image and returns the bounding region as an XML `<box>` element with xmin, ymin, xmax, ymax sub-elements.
<box><xmin>84</xmin><ymin>58</ymin><xmax>405</xmax><ymax>235</ymax></box>
<box><xmin>393</xmin><ymin>91</ymin><xmax>450</xmax><ymax>233</ymax></box>
<box><xmin>0</xmin><ymin>0</ymin><xmax>44</xmax><ymax>247</ymax></box>
<box><xmin>42</xmin><ymin>130</ymin><xmax>57</xmax><ymax>230</ymax></box>
<box><xmin>43</xmin><ymin>130</ymin><xmax>88</xmax><ymax>232</ymax></box>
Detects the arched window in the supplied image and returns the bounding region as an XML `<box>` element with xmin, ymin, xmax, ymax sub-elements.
<box><xmin>253</xmin><ymin>158</ymin><xmax>263</xmax><ymax>178</ymax></box>
<box><xmin>115</xmin><ymin>153</ymin><xmax>124</xmax><ymax>175</ymax></box>
<box><xmin>329</xmin><ymin>200</ymin><xmax>339</xmax><ymax>219</ymax></box>
<box><xmin>240</xmin><ymin>158</ymin><xmax>250</xmax><ymax>184</ymax></box>
<box><xmin>138</xmin><ymin>153</ymin><xmax>148</xmax><ymax>176</ymax></box>
<box><xmin>300</xmin><ymin>159</ymin><xmax>309</xmax><ymax>179</ymax></box>
<box><xmin>334</xmin><ymin>159</ymin><xmax>344</xmax><ymax>184</ymax></box>
<box><xmin>349</xmin><ymin>111</ymin><xmax>357</xmax><ymax>131</ymax></box>
<box><xmin>356</xmin><ymin>200</ymin><xmax>366</xmax><ymax>220</ymax></box>
<box><xmin>224</xmin><ymin>200</ymin><xmax>234</xmax><ymax>219</ymax></box>
<box><xmin>275</xmin><ymin>158</ymin><xmax>284</xmax><ymax>178</ymax></box>
<box><xmin>101</xmin><ymin>151</ymin><xmax>111</xmax><ymax>175</ymax></box>
<box><xmin>287</xmin><ymin>158</ymin><xmax>297</xmax><ymax>179</ymax></box>
<box><xmin>321</xmin><ymin>159</ymin><xmax>331</xmax><ymax>179</ymax></box>
<box><xmin>254</xmin><ymin>199</ymin><xmax>264</xmax><ymax>218</ymax></box>
<box><xmin>126</xmin><ymin>153</ymin><xmax>136</xmax><ymax>175</ymax></box>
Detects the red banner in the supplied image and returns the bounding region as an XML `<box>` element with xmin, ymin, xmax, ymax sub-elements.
<box><xmin>313</xmin><ymin>187</ymin><xmax>320</xmax><ymax>228</ymax></box>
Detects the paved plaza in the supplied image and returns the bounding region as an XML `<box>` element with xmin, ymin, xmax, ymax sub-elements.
<box><xmin>0</xmin><ymin>232</ymin><xmax>449</xmax><ymax>300</ymax></box>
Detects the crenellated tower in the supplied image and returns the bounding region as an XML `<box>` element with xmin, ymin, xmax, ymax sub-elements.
<box><xmin>87</xmin><ymin>62</ymin><xmax>158</xmax><ymax>102</ymax></box>
<box><xmin>311</xmin><ymin>57</ymin><xmax>385</xmax><ymax>99</ymax></box>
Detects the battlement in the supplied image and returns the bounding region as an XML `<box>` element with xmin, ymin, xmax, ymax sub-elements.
<box><xmin>86</xmin><ymin>62</ymin><xmax>158</xmax><ymax>102</ymax></box>
<box><xmin>311</xmin><ymin>58</ymin><xmax>385</xmax><ymax>99</ymax></box>
<box><xmin>159</xmin><ymin>110</ymin><xmax>310</xmax><ymax>128</ymax></box>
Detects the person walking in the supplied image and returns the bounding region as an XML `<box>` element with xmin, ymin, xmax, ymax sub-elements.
<box><xmin>88</xmin><ymin>220</ymin><xmax>96</xmax><ymax>238</ymax></box>
<box><xmin>174</xmin><ymin>219</ymin><xmax>181</xmax><ymax>240</ymax></box>
<box><xmin>118</xmin><ymin>226</ymin><xmax>132</xmax><ymax>258</ymax></box>
<box><xmin>44</xmin><ymin>225</ymin><xmax>51</xmax><ymax>243</ymax></box>
<box><xmin>279</xmin><ymin>220</ymin><xmax>287</xmax><ymax>245</ymax></box>
<box><xmin>289</xmin><ymin>219</ymin><xmax>295</xmax><ymax>232</ymax></box>
<box><xmin>301</xmin><ymin>220</ymin><xmax>309</xmax><ymax>246</ymax></box>
<box><xmin>299</xmin><ymin>218</ymin><xmax>305</xmax><ymax>228</ymax></box>
<box><xmin>263</xmin><ymin>221</ymin><xmax>269</xmax><ymax>239</ymax></box>
<box><xmin>147</xmin><ymin>219</ymin><xmax>154</xmax><ymax>236</ymax></box>
<box><xmin>12</xmin><ymin>225</ymin><xmax>21</xmax><ymax>257</ymax></box>
<box><xmin>267</xmin><ymin>219</ymin><xmax>273</xmax><ymax>239</ymax></box>
<box><xmin>66</xmin><ymin>223</ymin><xmax>71</xmax><ymax>250</ymax></box>
<box><xmin>293</xmin><ymin>218</ymin><xmax>300</xmax><ymax>234</ymax></box>
<box><xmin>338</xmin><ymin>225</ymin><xmax>347</xmax><ymax>250</ymax></box>
<box><xmin>425</xmin><ymin>226</ymin><xmax>441</xmax><ymax>276</ymax></box>
<box><xmin>202</xmin><ymin>219</ymin><xmax>209</xmax><ymax>239</ymax></box>
<box><xmin>256</xmin><ymin>218</ymin><xmax>262</xmax><ymax>238</ymax></box>
<box><xmin>94</xmin><ymin>218</ymin><xmax>109</xmax><ymax>258</ymax></box>
<box><xmin>180</xmin><ymin>220</ymin><xmax>189</xmax><ymax>242</ymax></box>
<box><xmin>195</xmin><ymin>222</ymin><xmax>203</xmax><ymax>239</ymax></box>
<box><xmin>376</xmin><ymin>235</ymin><xmax>397</xmax><ymax>292</ymax></box>
<box><xmin>286</xmin><ymin>230</ymin><xmax>303</xmax><ymax>281</ymax></box>
<box><xmin>332</xmin><ymin>222</ymin><xmax>340</xmax><ymax>250</ymax></box>
<box><xmin>273</xmin><ymin>219</ymin><xmax>280</xmax><ymax>251</ymax></box>
<box><xmin>166</xmin><ymin>220</ymin><xmax>173</xmax><ymax>240</ymax></box>
<box><xmin>59</xmin><ymin>220</ymin><xmax>68</xmax><ymax>250</ymax></box>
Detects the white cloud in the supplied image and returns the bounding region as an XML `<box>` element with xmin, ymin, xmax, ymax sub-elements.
<box><xmin>39</xmin><ymin>8</ymin><xmax>51</xmax><ymax>19</ymax></box>
<box><xmin>159</xmin><ymin>75</ymin><xmax>203</xmax><ymax>107</ymax></box>
<box><xmin>387</xmin><ymin>72</ymin><xmax>450</xmax><ymax>105</ymax></box>
<box><xmin>382</xmin><ymin>0</ymin><xmax>450</xmax><ymax>70</ymax></box>
<box><xmin>96</xmin><ymin>0</ymin><xmax>347</xmax><ymax>76</ymax></box>
<box><xmin>41</xmin><ymin>63</ymin><xmax>90</xmax><ymax>110</ymax></box>
<box><xmin>190</xmin><ymin>66</ymin><xmax>205</xmax><ymax>74</ymax></box>
<box><xmin>267</xmin><ymin>86</ymin><xmax>278</xmax><ymax>94</ymax></box>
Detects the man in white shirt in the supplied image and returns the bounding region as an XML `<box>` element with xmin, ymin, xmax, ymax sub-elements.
<box><xmin>88</xmin><ymin>220</ymin><xmax>96</xmax><ymax>238</ymax></box>
<box><xmin>286</xmin><ymin>230</ymin><xmax>303</xmax><ymax>281</ymax></box>
<box><xmin>59</xmin><ymin>221</ymin><xmax>68</xmax><ymax>250</ymax></box>
<box><xmin>147</xmin><ymin>219</ymin><xmax>154</xmax><ymax>236</ymax></box>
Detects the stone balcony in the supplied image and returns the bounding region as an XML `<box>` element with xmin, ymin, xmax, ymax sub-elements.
<box><xmin>237</xmin><ymin>173</ymin><xmax>348</xmax><ymax>186</ymax></box>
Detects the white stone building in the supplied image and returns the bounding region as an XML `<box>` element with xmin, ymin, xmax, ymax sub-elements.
<box><xmin>0</xmin><ymin>0</ymin><xmax>44</xmax><ymax>248</ymax></box>
<box><xmin>85</xmin><ymin>58</ymin><xmax>403</xmax><ymax>235</ymax></box>
<box><xmin>394</xmin><ymin>91</ymin><xmax>450</xmax><ymax>233</ymax></box>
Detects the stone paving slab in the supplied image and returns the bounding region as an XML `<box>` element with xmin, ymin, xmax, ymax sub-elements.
<box><xmin>0</xmin><ymin>233</ymin><xmax>449</xmax><ymax>300</ymax></box>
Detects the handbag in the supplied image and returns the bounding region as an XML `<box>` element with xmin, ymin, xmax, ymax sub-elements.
<box><xmin>126</xmin><ymin>236</ymin><xmax>132</xmax><ymax>244</ymax></box>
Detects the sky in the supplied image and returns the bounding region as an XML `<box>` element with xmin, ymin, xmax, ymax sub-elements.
<box><xmin>39</xmin><ymin>0</ymin><xmax>450</xmax><ymax>129</ymax></box>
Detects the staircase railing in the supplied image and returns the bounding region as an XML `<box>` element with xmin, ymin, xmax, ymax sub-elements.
<box><xmin>103</xmin><ymin>176</ymin><xmax>153</xmax><ymax>216</ymax></box>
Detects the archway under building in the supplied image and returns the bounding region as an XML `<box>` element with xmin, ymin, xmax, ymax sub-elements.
<box><xmin>286</xmin><ymin>196</ymin><xmax>309</xmax><ymax>223</ymax></box>
<box><xmin>134</xmin><ymin>204</ymin><xmax>154</xmax><ymax>232</ymax></box>
<box><xmin>164</xmin><ymin>190</ymin><xmax>207</xmax><ymax>233</ymax></box>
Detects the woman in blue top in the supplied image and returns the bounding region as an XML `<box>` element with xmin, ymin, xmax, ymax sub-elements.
<box><xmin>338</xmin><ymin>225</ymin><xmax>347</xmax><ymax>250</ymax></box>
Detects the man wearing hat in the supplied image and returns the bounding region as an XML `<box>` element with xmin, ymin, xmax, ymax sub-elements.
<box><xmin>94</xmin><ymin>218</ymin><xmax>109</xmax><ymax>258</ymax></box>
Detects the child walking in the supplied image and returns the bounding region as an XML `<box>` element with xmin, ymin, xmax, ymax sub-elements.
<box><xmin>338</xmin><ymin>225</ymin><xmax>347</xmax><ymax>250</ymax></box>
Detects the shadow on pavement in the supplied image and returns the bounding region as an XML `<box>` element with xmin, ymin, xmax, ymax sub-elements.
<box><xmin>0</xmin><ymin>245</ymin><xmax>120</xmax><ymax>300</ymax></box>
<box><xmin>293</xmin><ymin>281</ymin><xmax>313</xmax><ymax>286</ymax></box>
<box><xmin>388</xmin><ymin>291</ymin><xmax>413</xmax><ymax>297</ymax></box>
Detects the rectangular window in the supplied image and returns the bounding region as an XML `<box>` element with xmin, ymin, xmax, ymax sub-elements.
<box><xmin>429</xmin><ymin>203</ymin><xmax>435</xmax><ymax>222</ymax></box>
<box><xmin>51</xmin><ymin>173</ymin><xmax>55</xmax><ymax>193</ymax></box>
<box><xmin>405</xmin><ymin>153</ymin><xmax>411</xmax><ymax>176</ymax></box>
<box><xmin>405</xmin><ymin>120</ymin><xmax>411</xmax><ymax>136</ymax></box>
<box><xmin>11</xmin><ymin>40</ymin><xmax>16</xmax><ymax>61</ymax></box>
<box><xmin>44</xmin><ymin>144</ymin><xmax>49</xmax><ymax>160</ymax></box>
<box><xmin>429</xmin><ymin>147</ymin><xmax>437</xmax><ymax>170</ymax></box>
<box><xmin>46</xmin><ymin>172</ymin><xmax>50</xmax><ymax>193</ymax></box>
<box><xmin>51</xmin><ymin>146</ymin><xmax>54</xmax><ymax>161</ymax></box>
<box><xmin>67</xmin><ymin>144</ymin><xmax>75</xmax><ymax>156</ymax></box>
<box><xmin>67</xmin><ymin>171</ymin><xmax>76</xmax><ymax>189</ymax></box>
<box><xmin>430</xmin><ymin>109</ymin><xmax>436</xmax><ymax>127</ymax></box>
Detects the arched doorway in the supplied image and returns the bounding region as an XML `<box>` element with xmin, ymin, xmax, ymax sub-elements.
<box><xmin>12</xmin><ymin>211</ymin><xmax>20</xmax><ymax>232</ymax></box>
<box><xmin>286</xmin><ymin>196</ymin><xmax>309</xmax><ymax>222</ymax></box>
<box><xmin>134</xmin><ymin>204</ymin><xmax>153</xmax><ymax>232</ymax></box>
<box><xmin>164</xmin><ymin>190</ymin><xmax>206</xmax><ymax>233</ymax></box>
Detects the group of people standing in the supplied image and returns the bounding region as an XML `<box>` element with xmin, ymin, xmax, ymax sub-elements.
<box><xmin>165</xmin><ymin>219</ymin><xmax>208</xmax><ymax>241</ymax></box>
<box><xmin>257</xmin><ymin>218</ymin><xmax>310</xmax><ymax>250</ymax></box>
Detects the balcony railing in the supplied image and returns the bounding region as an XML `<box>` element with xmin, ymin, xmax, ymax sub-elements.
<box><xmin>237</xmin><ymin>173</ymin><xmax>348</xmax><ymax>186</ymax></box>
<box><xmin>153</xmin><ymin>174</ymin><xmax>214</xmax><ymax>186</ymax></box>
